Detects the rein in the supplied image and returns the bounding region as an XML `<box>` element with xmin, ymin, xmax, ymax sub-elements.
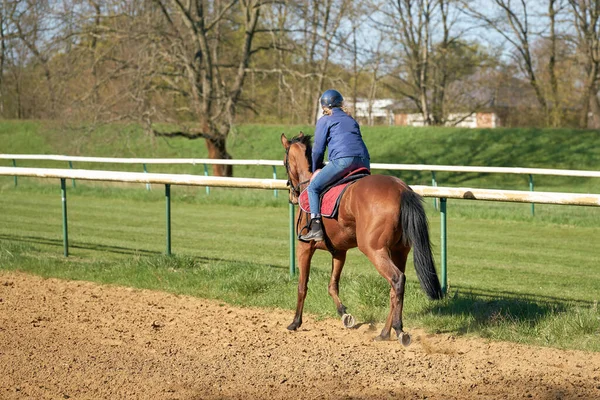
<box><xmin>289</xmin><ymin>179</ymin><xmax>310</xmax><ymax>196</ymax></box>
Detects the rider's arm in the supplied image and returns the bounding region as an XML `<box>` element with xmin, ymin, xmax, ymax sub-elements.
<box><xmin>312</xmin><ymin>117</ymin><xmax>328</xmax><ymax>171</ymax></box>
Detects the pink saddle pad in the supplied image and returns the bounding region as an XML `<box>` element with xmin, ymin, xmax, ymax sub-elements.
<box><xmin>298</xmin><ymin>167</ymin><xmax>369</xmax><ymax>218</ymax></box>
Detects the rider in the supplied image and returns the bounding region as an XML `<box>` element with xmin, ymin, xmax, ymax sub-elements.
<box><xmin>300</xmin><ymin>89</ymin><xmax>371</xmax><ymax>242</ymax></box>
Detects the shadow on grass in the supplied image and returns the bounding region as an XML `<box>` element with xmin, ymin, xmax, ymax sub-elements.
<box><xmin>0</xmin><ymin>233</ymin><xmax>161</xmax><ymax>256</ymax></box>
<box><xmin>426</xmin><ymin>288</ymin><xmax>570</xmax><ymax>335</ymax></box>
<box><xmin>449</xmin><ymin>285</ymin><xmax>597</xmax><ymax>306</ymax></box>
<box><xmin>0</xmin><ymin>234</ymin><xmax>289</xmax><ymax>271</ymax></box>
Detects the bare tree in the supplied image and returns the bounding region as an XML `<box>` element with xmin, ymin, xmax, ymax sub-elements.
<box><xmin>462</xmin><ymin>0</ymin><xmax>568</xmax><ymax>127</ymax></box>
<box><xmin>293</xmin><ymin>0</ymin><xmax>353</xmax><ymax>123</ymax></box>
<box><xmin>379</xmin><ymin>0</ymin><xmax>477</xmax><ymax>125</ymax></box>
<box><xmin>0</xmin><ymin>0</ymin><xmax>10</xmax><ymax>117</ymax></box>
<box><xmin>382</xmin><ymin>0</ymin><xmax>435</xmax><ymax>124</ymax></box>
<box><xmin>134</xmin><ymin>0</ymin><xmax>269</xmax><ymax>176</ymax></box>
<box><xmin>9</xmin><ymin>0</ymin><xmax>58</xmax><ymax>117</ymax></box>
<box><xmin>363</xmin><ymin>36</ymin><xmax>388</xmax><ymax>126</ymax></box>
<box><xmin>569</xmin><ymin>0</ymin><xmax>600</xmax><ymax>128</ymax></box>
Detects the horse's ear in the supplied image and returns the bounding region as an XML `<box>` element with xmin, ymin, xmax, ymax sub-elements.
<box><xmin>298</xmin><ymin>131</ymin><xmax>304</xmax><ymax>138</ymax></box>
<box><xmin>281</xmin><ymin>133</ymin><xmax>290</xmax><ymax>149</ymax></box>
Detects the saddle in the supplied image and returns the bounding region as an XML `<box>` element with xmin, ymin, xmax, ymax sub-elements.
<box><xmin>299</xmin><ymin>167</ymin><xmax>370</xmax><ymax>218</ymax></box>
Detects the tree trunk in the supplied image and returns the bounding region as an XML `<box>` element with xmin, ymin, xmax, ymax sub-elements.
<box><xmin>580</xmin><ymin>64</ymin><xmax>598</xmax><ymax>128</ymax></box>
<box><xmin>205</xmin><ymin>136</ymin><xmax>233</xmax><ymax>177</ymax></box>
<box><xmin>548</xmin><ymin>0</ymin><xmax>562</xmax><ymax>127</ymax></box>
<box><xmin>589</xmin><ymin>89</ymin><xmax>600</xmax><ymax>129</ymax></box>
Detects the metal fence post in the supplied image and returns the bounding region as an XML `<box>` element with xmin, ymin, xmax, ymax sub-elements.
<box><xmin>203</xmin><ymin>164</ymin><xmax>210</xmax><ymax>195</ymax></box>
<box><xmin>61</xmin><ymin>178</ymin><xmax>69</xmax><ymax>257</ymax></box>
<box><xmin>273</xmin><ymin>166</ymin><xmax>278</xmax><ymax>198</ymax></box>
<box><xmin>431</xmin><ymin>171</ymin><xmax>438</xmax><ymax>210</ymax></box>
<box><xmin>529</xmin><ymin>174</ymin><xmax>535</xmax><ymax>216</ymax></box>
<box><xmin>68</xmin><ymin>161</ymin><xmax>76</xmax><ymax>188</ymax></box>
<box><xmin>289</xmin><ymin>202</ymin><xmax>296</xmax><ymax>277</ymax></box>
<box><xmin>12</xmin><ymin>159</ymin><xmax>17</xmax><ymax>187</ymax></box>
<box><xmin>143</xmin><ymin>164</ymin><xmax>151</xmax><ymax>191</ymax></box>
<box><xmin>165</xmin><ymin>184</ymin><xmax>171</xmax><ymax>256</ymax></box>
<box><xmin>440</xmin><ymin>197</ymin><xmax>447</xmax><ymax>295</ymax></box>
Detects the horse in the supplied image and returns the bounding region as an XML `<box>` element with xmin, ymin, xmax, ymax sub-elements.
<box><xmin>281</xmin><ymin>132</ymin><xmax>443</xmax><ymax>346</ymax></box>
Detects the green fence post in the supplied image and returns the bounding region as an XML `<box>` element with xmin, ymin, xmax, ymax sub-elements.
<box><xmin>289</xmin><ymin>202</ymin><xmax>296</xmax><ymax>277</ymax></box>
<box><xmin>203</xmin><ymin>164</ymin><xmax>210</xmax><ymax>195</ymax></box>
<box><xmin>165</xmin><ymin>184</ymin><xmax>172</xmax><ymax>256</ymax></box>
<box><xmin>431</xmin><ymin>171</ymin><xmax>438</xmax><ymax>210</ymax></box>
<box><xmin>61</xmin><ymin>178</ymin><xmax>69</xmax><ymax>257</ymax></box>
<box><xmin>143</xmin><ymin>164</ymin><xmax>151</xmax><ymax>191</ymax></box>
<box><xmin>529</xmin><ymin>174</ymin><xmax>535</xmax><ymax>216</ymax></box>
<box><xmin>12</xmin><ymin>159</ymin><xmax>17</xmax><ymax>187</ymax></box>
<box><xmin>273</xmin><ymin>166</ymin><xmax>278</xmax><ymax>198</ymax></box>
<box><xmin>68</xmin><ymin>161</ymin><xmax>76</xmax><ymax>188</ymax></box>
<box><xmin>440</xmin><ymin>197</ymin><xmax>447</xmax><ymax>295</ymax></box>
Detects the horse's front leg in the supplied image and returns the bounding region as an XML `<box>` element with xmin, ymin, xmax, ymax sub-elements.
<box><xmin>287</xmin><ymin>242</ymin><xmax>315</xmax><ymax>331</ymax></box>
<box><xmin>375</xmin><ymin>287</ymin><xmax>396</xmax><ymax>341</ymax></box>
<box><xmin>328</xmin><ymin>251</ymin><xmax>355</xmax><ymax>328</ymax></box>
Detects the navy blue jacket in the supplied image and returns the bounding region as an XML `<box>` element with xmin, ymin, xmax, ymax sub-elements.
<box><xmin>312</xmin><ymin>108</ymin><xmax>370</xmax><ymax>172</ymax></box>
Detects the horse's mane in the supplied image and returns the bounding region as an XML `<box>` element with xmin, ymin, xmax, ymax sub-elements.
<box><xmin>290</xmin><ymin>133</ymin><xmax>315</xmax><ymax>172</ymax></box>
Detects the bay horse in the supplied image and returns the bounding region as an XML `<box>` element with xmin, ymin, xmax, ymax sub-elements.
<box><xmin>281</xmin><ymin>132</ymin><xmax>443</xmax><ymax>346</ymax></box>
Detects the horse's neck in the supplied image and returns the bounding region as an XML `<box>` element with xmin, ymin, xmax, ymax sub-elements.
<box><xmin>297</xmin><ymin>166</ymin><xmax>311</xmax><ymax>184</ymax></box>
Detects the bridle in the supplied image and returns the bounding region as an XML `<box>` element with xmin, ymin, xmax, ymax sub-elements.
<box><xmin>284</xmin><ymin>146</ymin><xmax>310</xmax><ymax>199</ymax></box>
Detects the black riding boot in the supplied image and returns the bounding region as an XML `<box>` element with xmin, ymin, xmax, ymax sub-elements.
<box><xmin>299</xmin><ymin>218</ymin><xmax>324</xmax><ymax>242</ymax></box>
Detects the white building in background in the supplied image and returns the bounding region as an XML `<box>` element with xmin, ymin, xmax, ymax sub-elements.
<box><xmin>394</xmin><ymin>112</ymin><xmax>499</xmax><ymax>128</ymax></box>
<box><xmin>341</xmin><ymin>97</ymin><xmax>504</xmax><ymax>128</ymax></box>
<box><xmin>352</xmin><ymin>99</ymin><xmax>396</xmax><ymax>126</ymax></box>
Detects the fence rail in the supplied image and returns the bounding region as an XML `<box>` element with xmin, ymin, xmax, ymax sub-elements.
<box><xmin>3</xmin><ymin>154</ymin><xmax>600</xmax><ymax>177</ymax></box>
<box><xmin>5</xmin><ymin>153</ymin><xmax>600</xmax><ymax>215</ymax></box>
<box><xmin>2</xmin><ymin>166</ymin><xmax>600</xmax><ymax>294</ymax></box>
<box><xmin>2</xmin><ymin>167</ymin><xmax>285</xmax><ymax>189</ymax></box>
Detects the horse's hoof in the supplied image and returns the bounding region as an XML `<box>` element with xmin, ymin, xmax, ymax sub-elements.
<box><xmin>341</xmin><ymin>313</ymin><xmax>356</xmax><ymax>328</ymax></box>
<box><xmin>287</xmin><ymin>322</ymin><xmax>300</xmax><ymax>331</ymax></box>
<box><xmin>398</xmin><ymin>331</ymin><xmax>411</xmax><ymax>347</ymax></box>
<box><xmin>373</xmin><ymin>335</ymin><xmax>388</xmax><ymax>342</ymax></box>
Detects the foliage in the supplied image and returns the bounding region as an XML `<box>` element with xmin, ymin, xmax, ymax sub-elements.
<box><xmin>1</xmin><ymin>0</ymin><xmax>596</xmax><ymax>130</ymax></box>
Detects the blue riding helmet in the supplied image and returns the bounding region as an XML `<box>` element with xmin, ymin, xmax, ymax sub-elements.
<box><xmin>320</xmin><ymin>89</ymin><xmax>344</xmax><ymax>108</ymax></box>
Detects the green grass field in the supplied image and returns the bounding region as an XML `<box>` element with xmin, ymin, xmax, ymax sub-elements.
<box><xmin>1</xmin><ymin>121</ymin><xmax>599</xmax><ymax>351</ymax></box>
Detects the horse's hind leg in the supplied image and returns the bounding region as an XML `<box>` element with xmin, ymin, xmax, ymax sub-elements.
<box><xmin>362</xmin><ymin>246</ymin><xmax>410</xmax><ymax>342</ymax></box>
<box><xmin>390</xmin><ymin>247</ymin><xmax>411</xmax><ymax>343</ymax></box>
<box><xmin>287</xmin><ymin>242</ymin><xmax>315</xmax><ymax>331</ymax></box>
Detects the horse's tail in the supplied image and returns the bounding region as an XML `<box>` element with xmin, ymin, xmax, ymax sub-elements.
<box><xmin>400</xmin><ymin>189</ymin><xmax>443</xmax><ymax>300</ymax></box>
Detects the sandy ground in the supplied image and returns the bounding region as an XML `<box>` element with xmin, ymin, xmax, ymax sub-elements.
<box><xmin>0</xmin><ymin>271</ymin><xmax>599</xmax><ymax>400</ymax></box>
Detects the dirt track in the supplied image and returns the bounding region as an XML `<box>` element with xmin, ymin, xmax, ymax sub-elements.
<box><xmin>1</xmin><ymin>271</ymin><xmax>599</xmax><ymax>400</ymax></box>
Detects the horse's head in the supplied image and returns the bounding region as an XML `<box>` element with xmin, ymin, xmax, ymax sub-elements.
<box><xmin>281</xmin><ymin>132</ymin><xmax>313</xmax><ymax>205</ymax></box>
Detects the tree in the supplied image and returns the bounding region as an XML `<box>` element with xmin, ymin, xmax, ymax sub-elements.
<box><xmin>139</xmin><ymin>0</ymin><xmax>269</xmax><ymax>176</ymax></box>
<box><xmin>8</xmin><ymin>0</ymin><xmax>58</xmax><ymax>117</ymax></box>
<box><xmin>379</xmin><ymin>0</ymin><xmax>483</xmax><ymax>125</ymax></box>
<box><xmin>462</xmin><ymin>0</ymin><xmax>569</xmax><ymax>127</ymax></box>
<box><xmin>569</xmin><ymin>0</ymin><xmax>600</xmax><ymax>128</ymax></box>
<box><xmin>293</xmin><ymin>0</ymin><xmax>354</xmax><ymax>124</ymax></box>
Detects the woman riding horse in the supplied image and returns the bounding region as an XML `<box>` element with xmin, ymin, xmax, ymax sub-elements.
<box><xmin>301</xmin><ymin>89</ymin><xmax>371</xmax><ymax>242</ymax></box>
